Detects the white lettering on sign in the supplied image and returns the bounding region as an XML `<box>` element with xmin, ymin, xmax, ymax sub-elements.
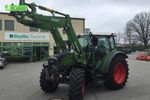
<box><xmin>5</xmin><ymin>32</ymin><xmax>50</xmax><ymax>40</ymax></box>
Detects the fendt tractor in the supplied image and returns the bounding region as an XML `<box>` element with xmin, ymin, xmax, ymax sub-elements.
<box><xmin>10</xmin><ymin>0</ymin><xmax>129</xmax><ymax>100</ymax></box>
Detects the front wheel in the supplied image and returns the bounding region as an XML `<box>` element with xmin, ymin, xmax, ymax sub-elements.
<box><xmin>69</xmin><ymin>68</ymin><xmax>85</xmax><ymax>100</ymax></box>
<box><xmin>40</xmin><ymin>68</ymin><xmax>59</xmax><ymax>93</ymax></box>
<box><xmin>104</xmin><ymin>56</ymin><xmax>129</xmax><ymax>90</ymax></box>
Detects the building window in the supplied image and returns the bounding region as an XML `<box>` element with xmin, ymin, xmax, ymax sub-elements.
<box><xmin>40</xmin><ymin>29</ymin><xmax>49</xmax><ymax>32</ymax></box>
<box><xmin>63</xmin><ymin>29</ymin><xmax>67</xmax><ymax>34</ymax></box>
<box><xmin>3</xmin><ymin>42</ymin><xmax>12</xmax><ymax>46</ymax></box>
<box><xmin>13</xmin><ymin>42</ymin><xmax>22</xmax><ymax>46</ymax></box>
<box><xmin>24</xmin><ymin>42</ymin><xmax>32</xmax><ymax>46</ymax></box>
<box><xmin>5</xmin><ymin>20</ymin><xmax>14</xmax><ymax>31</ymax></box>
<box><xmin>42</xmin><ymin>43</ymin><xmax>49</xmax><ymax>46</ymax></box>
<box><xmin>0</xmin><ymin>20</ymin><xmax>2</xmax><ymax>30</ymax></box>
<box><xmin>85</xmin><ymin>28</ymin><xmax>90</xmax><ymax>34</ymax></box>
<box><xmin>33</xmin><ymin>43</ymin><xmax>40</xmax><ymax>46</ymax></box>
<box><xmin>30</xmin><ymin>27</ymin><xmax>38</xmax><ymax>32</ymax></box>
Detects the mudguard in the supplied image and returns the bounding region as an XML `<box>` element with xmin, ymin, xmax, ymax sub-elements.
<box><xmin>43</xmin><ymin>63</ymin><xmax>52</xmax><ymax>81</ymax></box>
<box><xmin>104</xmin><ymin>51</ymin><xmax>128</xmax><ymax>73</ymax></box>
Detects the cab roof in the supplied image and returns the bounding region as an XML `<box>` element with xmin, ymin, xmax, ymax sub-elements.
<box><xmin>79</xmin><ymin>32</ymin><xmax>116</xmax><ymax>37</ymax></box>
<box><xmin>92</xmin><ymin>32</ymin><xmax>116</xmax><ymax>36</ymax></box>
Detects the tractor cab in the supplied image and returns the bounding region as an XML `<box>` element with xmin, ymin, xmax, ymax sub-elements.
<box><xmin>78</xmin><ymin>33</ymin><xmax>116</xmax><ymax>68</ymax></box>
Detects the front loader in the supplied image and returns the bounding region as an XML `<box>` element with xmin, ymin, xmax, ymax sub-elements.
<box><xmin>9</xmin><ymin>1</ymin><xmax>129</xmax><ymax>100</ymax></box>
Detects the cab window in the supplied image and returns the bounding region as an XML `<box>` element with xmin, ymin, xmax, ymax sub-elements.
<box><xmin>109</xmin><ymin>37</ymin><xmax>115</xmax><ymax>49</ymax></box>
<box><xmin>79</xmin><ymin>38</ymin><xmax>88</xmax><ymax>48</ymax></box>
<box><xmin>96</xmin><ymin>37</ymin><xmax>110</xmax><ymax>50</ymax></box>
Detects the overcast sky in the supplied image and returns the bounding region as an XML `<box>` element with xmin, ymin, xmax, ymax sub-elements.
<box><xmin>0</xmin><ymin>0</ymin><xmax>150</xmax><ymax>33</ymax></box>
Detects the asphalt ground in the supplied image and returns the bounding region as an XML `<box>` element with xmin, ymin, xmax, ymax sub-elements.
<box><xmin>0</xmin><ymin>53</ymin><xmax>150</xmax><ymax>100</ymax></box>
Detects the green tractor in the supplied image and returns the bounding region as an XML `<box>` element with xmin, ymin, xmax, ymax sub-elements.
<box><xmin>10</xmin><ymin>1</ymin><xmax>129</xmax><ymax>100</ymax></box>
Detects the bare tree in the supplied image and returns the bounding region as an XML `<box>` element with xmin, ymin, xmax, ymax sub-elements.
<box><xmin>125</xmin><ymin>12</ymin><xmax>150</xmax><ymax>48</ymax></box>
<box><xmin>124</xmin><ymin>25</ymin><xmax>139</xmax><ymax>45</ymax></box>
<box><xmin>124</xmin><ymin>24</ymin><xmax>132</xmax><ymax>45</ymax></box>
<box><xmin>116</xmin><ymin>32</ymin><xmax>123</xmax><ymax>44</ymax></box>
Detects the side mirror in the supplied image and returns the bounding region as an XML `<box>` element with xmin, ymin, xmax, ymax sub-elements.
<box><xmin>91</xmin><ymin>37</ymin><xmax>98</xmax><ymax>46</ymax></box>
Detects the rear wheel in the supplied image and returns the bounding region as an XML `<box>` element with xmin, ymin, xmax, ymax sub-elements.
<box><xmin>69</xmin><ymin>68</ymin><xmax>85</xmax><ymax>100</ymax></box>
<box><xmin>40</xmin><ymin>68</ymin><xmax>59</xmax><ymax>93</ymax></box>
<box><xmin>104</xmin><ymin>56</ymin><xmax>129</xmax><ymax>90</ymax></box>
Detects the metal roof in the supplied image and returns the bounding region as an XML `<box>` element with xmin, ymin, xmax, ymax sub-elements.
<box><xmin>92</xmin><ymin>32</ymin><xmax>116</xmax><ymax>36</ymax></box>
<box><xmin>80</xmin><ymin>32</ymin><xmax>116</xmax><ymax>36</ymax></box>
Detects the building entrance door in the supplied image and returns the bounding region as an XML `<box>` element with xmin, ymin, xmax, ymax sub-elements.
<box><xmin>33</xmin><ymin>47</ymin><xmax>41</xmax><ymax>61</ymax></box>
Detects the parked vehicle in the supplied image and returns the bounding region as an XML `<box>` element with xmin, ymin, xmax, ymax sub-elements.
<box><xmin>0</xmin><ymin>53</ymin><xmax>7</xmax><ymax>69</ymax></box>
<box><xmin>136</xmin><ymin>49</ymin><xmax>150</xmax><ymax>61</ymax></box>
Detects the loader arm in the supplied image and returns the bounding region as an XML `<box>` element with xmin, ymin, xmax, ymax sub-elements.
<box><xmin>9</xmin><ymin>0</ymin><xmax>85</xmax><ymax>63</ymax></box>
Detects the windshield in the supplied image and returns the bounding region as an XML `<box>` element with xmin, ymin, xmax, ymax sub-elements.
<box><xmin>78</xmin><ymin>35</ymin><xmax>115</xmax><ymax>51</ymax></box>
<box><xmin>96</xmin><ymin>37</ymin><xmax>110</xmax><ymax>50</ymax></box>
<box><xmin>78</xmin><ymin>35</ymin><xmax>91</xmax><ymax>48</ymax></box>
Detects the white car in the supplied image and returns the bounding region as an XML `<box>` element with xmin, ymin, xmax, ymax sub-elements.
<box><xmin>0</xmin><ymin>53</ymin><xmax>7</xmax><ymax>69</ymax></box>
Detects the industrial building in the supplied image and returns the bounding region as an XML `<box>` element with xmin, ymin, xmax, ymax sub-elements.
<box><xmin>0</xmin><ymin>12</ymin><xmax>85</xmax><ymax>61</ymax></box>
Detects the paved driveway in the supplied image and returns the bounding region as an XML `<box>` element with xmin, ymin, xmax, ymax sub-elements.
<box><xmin>0</xmin><ymin>54</ymin><xmax>150</xmax><ymax>100</ymax></box>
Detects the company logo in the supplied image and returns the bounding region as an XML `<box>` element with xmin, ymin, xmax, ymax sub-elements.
<box><xmin>5</xmin><ymin>32</ymin><xmax>50</xmax><ymax>41</ymax></box>
<box><xmin>5</xmin><ymin>5</ymin><xmax>27</xmax><ymax>11</ymax></box>
<box><xmin>9</xmin><ymin>34</ymin><xmax>13</xmax><ymax>38</ymax></box>
<box><xmin>9</xmin><ymin>34</ymin><xmax>29</xmax><ymax>39</ymax></box>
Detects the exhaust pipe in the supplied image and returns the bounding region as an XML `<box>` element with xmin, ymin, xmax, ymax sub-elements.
<box><xmin>19</xmin><ymin>0</ymin><xmax>25</xmax><ymax>5</ymax></box>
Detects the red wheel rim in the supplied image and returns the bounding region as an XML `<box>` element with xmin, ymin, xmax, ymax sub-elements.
<box><xmin>82</xmin><ymin>79</ymin><xmax>85</xmax><ymax>96</ymax></box>
<box><xmin>114</xmin><ymin>62</ymin><xmax>126</xmax><ymax>84</ymax></box>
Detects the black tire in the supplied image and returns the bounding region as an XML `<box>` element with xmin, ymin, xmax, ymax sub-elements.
<box><xmin>0</xmin><ymin>66</ymin><xmax>4</xmax><ymax>70</ymax></box>
<box><xmin>104</xmin><ymin>55</ymin><xmax>129</xmax><ymax>90</ymax></box>
<box><xmin>40</xmin><ymin>68</ymin><xmax>58</xmax><ymax>93</ymax></box>
<box><xmin>0</xmin><ymin>67</ymin><xmax>3</xmax><ymax>70</ymax></box>
<box><xmin>5</xmin><ymin>61</ymin><xmax>7</xmax><ymax>66</ymax></box>
<box><xmin>69</xmin><ymin>68</ymin><xmax>85</xmax><ymax>100</ymax></box>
